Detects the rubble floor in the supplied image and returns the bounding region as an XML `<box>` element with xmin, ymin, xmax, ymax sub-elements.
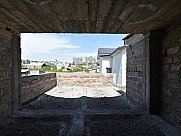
<box><xmin>0</xmin><ymin>86</ymin><xmax>180</xmax><ymax>136</ymax></box>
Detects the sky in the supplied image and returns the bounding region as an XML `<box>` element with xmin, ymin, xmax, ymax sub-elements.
<box><xmin>21</xmin><ymin>33</ymin><xmax>127</xmax><ymax>62</ymax></box>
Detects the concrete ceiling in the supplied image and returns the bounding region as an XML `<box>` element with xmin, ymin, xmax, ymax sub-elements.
<box><xmin>0</xmin><ymin>0</ymin><xmax>181</xmax><ymax>33</ymax></box>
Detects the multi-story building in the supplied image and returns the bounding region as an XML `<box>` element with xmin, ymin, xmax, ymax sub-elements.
<box><xmin>73</xmin><ymin>57</ymin><xmax>83</xmax><ymax>65</ymax></box>
<box><xmin>85</xmin><ymin>56</ymin><xmax>96</xmax><ymax>65</ymax></box>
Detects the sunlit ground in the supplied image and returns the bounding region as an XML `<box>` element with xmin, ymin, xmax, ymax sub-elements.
<box><xmin>45</xmin><ymin>86</ymin><xmax>121</xmax><ymax>98</ymax></box>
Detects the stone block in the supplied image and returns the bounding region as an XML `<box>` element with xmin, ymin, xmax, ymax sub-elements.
<box><xmin>171</xmin><ymin>65</ymin><xmax>181</xmax><ymax>71</ymax></box>
<box><xmin>162</xmin><ymin>48</ymin><xmax>166</xmax><ymax>55</ymax></box>
<box><xmin>162</xmin><ymin>65</ymin><xmax>170</xmax><ymax>72</ymax></box>
<box><xmin>167</xmin><ymin>47</ymin><xmax>179</xmax><ymax>55</ymax></box>
<box><xmin>0</xmin><ymin>88</ymin><xmax>3</xmax><ymax>96</ymax></box>
<box><xmin>162</xmin><ymin>57</ymin><xmax>172</xmax><ymax>64</ymax></box>
<box><xmin>173</xmin><ymin>56</ymin><xmax>180</xmax><ymax>63</ymax></box>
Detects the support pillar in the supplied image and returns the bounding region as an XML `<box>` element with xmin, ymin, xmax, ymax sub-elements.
<box><xmin>11</xmin><ymin>32</ymin><xmax>21</xmax><ymax>113</ymax></box>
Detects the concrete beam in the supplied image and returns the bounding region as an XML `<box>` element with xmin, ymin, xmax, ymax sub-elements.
<box><xmin>0</xmin><ymin>0</ymin><xmax>180</xmax><ymax>33</ymax></box>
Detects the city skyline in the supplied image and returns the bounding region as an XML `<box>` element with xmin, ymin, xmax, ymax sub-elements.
<box><xmin>21</xmin><ymin>33</ymin><xmax>127</xmax><ymax>62</ymax></box>
<box><xmin>22</xmin><ymin>56</ymin><xmax>97</xmax><ymax>64</ymax></box>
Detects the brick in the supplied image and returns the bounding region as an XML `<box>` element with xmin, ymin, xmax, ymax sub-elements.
<box><xmin>167</xmin><ymin>47</ymin><xmax>179</xmax><ymax>55</ymax></box>
<box><xmin>162</xmin><ymin>48</ymin><xmax>166</xmax><ymax>55</ymax></box>
<box><xmin>173</xmin><ymin>56</ymin><xmax>180</xmax><ymax>63</ymax></box>
<box><xmin>0</xmin><ymin>88</ymin><xmax>3</xmax><ymax>96</ymax></box>
<box><xmin>162</xmin><ymin>57</ymin><xmax>172</xmax><ymax>64</ymax></box>
<box><xmin>160</xmin><ymin>25</ymin><xmax>181</xmax><ymax>127</ymax></box>
<box><xmin>162</xmin><ymin>65</ymin><xmax>170</xmax><ymax>72</ymax></box>
<box><xmin>21</xmin><ymin>73</ymin><xmax>57</xmax><ymax>103</ymax></box>
<box><xmin>168</xmin><ymin>73</ymin><xmax>179</xmax><ymax>80</ymax></box>
<box><xmin>57</xmin><ymin>73</ymin><xmax>114</xmax><ymax>87</ymax></box>
<box><xmin>171</xmin><ymin>65</ymin><xmax>181</xmax><ymax>71</ymax></box>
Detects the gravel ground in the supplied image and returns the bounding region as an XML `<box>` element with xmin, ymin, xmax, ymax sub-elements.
<box><xmin>0</xmin><ymin>86</ymin><xmax>180</xmax><ymax>136</ymax></box>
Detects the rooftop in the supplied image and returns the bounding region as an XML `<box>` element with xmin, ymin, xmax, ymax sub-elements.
<box><xmin>97</xmin><ymin>48</ymin><xmax>116</xmax><ymax>59</ymax></box>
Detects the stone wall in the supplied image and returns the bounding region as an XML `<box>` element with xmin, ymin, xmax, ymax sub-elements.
<box><xmin>126</xmin><ymin>34</ymin><xmax>150</xmax><ymax>109</ymax></box>
<box><xmin>0</xmin><ymin>22</ymin><xmax>21</xmax><ymax>117</ymax></box>
<box><xmin>21</xmin><ymin>73</ymin><xmax>57</xmax><ymax>103</ymax></box>
<box><xmin>161</xmin><ymin>24</ymin><xmax>181</xmax><ymax>127</ymax></box>
<box><xmin>57</xmin><ymin>73</ymin><xmax>115</xmax><ymax>87</ymax></box>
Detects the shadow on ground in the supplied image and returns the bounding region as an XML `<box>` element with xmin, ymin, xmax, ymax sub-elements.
<box><xmin>0</xmin><ymin>86</ymin><xmax>180</xmax><ymax>136</ymax></box>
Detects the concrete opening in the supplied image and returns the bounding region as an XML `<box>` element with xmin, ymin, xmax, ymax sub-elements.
<box><xmin>0</xmin><ymin>32</ymin><xmax>180</xmax><ymax>135</ymax></box>
<box><xmin>0</xmin><ymin>0</ymin><xmax>181</xmax><ymax>135</ymax></box>
<box><xmin>19</xmin><ymin>32</ymin><xmax>128</xmax><ymax>100</ymax></box>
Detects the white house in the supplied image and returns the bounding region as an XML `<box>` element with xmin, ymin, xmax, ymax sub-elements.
<box><xmin>97</xmin><ymin>46</ymin><xmax>127</xmax><ymax>88</ymax></box>
<box><xmin>24</xmin><ymin>62</ymin><xmax>47</xmax><ymax>69</ymax></box>
<box><xmin>97</xmin><ymin>48</ymin><xmax>116</xmax><ymax>73</ymax></box>
<box><xmin>111</xmin><ymin>46</ymin><xmax>127</xmax><ymax>87</ymax></box>
<box><xmin>29</xmin><ymin>70</ymin><xmax>45</xmax><ymax>75</ymax></box>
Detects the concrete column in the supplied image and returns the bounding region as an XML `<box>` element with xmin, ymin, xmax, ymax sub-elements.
<box><xmin>0</xmin><ymin>24</ymin><xmax>14</xmax><ymax>117</ymax></box>
<box><xmin>11</xmin><ymin>32</ymin><xmax>21</xmax><ymax>113</ymax></box>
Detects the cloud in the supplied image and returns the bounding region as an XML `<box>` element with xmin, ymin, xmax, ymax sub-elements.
<box><xmin>21</xmin><ymin>33</ymin><xmax>80</xmax><ymax>58</ymax></box>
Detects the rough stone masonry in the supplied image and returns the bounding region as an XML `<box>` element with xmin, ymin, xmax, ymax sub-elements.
<box><xmin>161</xmin><ymin>24</ymin><xmax>181</xmax><ymax>128</ymax></box>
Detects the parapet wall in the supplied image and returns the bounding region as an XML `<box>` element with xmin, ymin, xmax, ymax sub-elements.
<box><xmin>21</xmin><ymin>73</ymin><xmax>57</xmax><ymax>103</ymax></box>
<box><xmin>57</xmin><ymin>73</ymin><xmax>115</xmax><ymax>87</ymax></box>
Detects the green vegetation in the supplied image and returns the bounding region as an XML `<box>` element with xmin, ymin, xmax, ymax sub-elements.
<box><xmin>31</xmin><ymin>66</ymin><xmax>89</xmax><ymax>73</ymax></box>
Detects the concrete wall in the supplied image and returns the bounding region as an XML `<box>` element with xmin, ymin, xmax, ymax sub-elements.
<box><xmin>0</xmin><ymin>22</ymin><xmax>21</xmax><ymax>117</ymax></box>
<box><xmin>99</xmin><ymin>56</ymin><xmax>112</xmax><ymax>73</ymax></box>
<box><xmin>21</xmin><ymin>73</ymin><xmax>57</xmax><ymax>103</ymax></box>
<box><xmin>112</xmin><ymin>48</ymin><xmax>127</xmax><ymax>86</ymax></box>
<box><xmin>161</xmin><ymin>24</ymin><xmax>181</xmax><ymax>127</ymax></box>
<box><xmin>57</xmin><ymin>73</ymin><xmax>115</xmax><ymax>87</ymax></box>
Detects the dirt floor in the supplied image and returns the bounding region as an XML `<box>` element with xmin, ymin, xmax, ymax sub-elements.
<box><xmin>0</xmin><ymin>86</ymin><xmax>180</xmax><ymax>136</ymax></box>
